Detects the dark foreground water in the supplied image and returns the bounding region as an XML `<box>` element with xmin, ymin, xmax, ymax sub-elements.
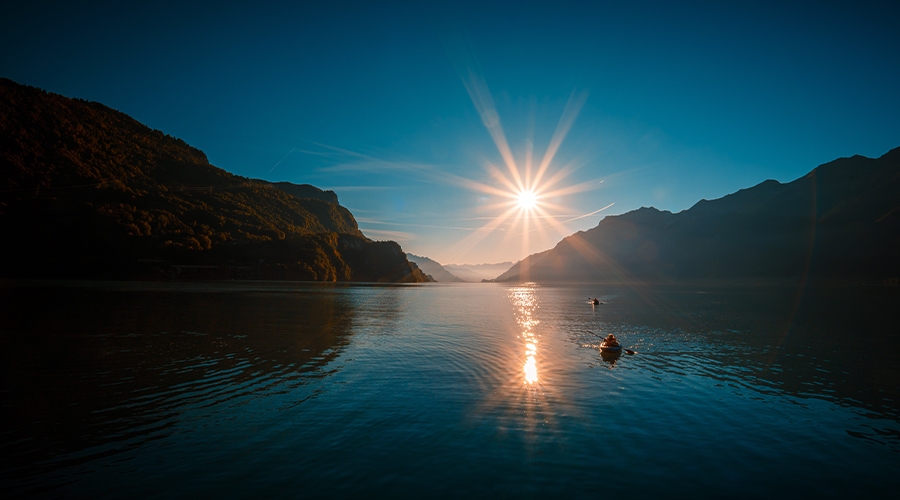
<box><xmin>1</xmin><ymin>280</ymin><xmax>898</xmax><ymax>498</ymax></box>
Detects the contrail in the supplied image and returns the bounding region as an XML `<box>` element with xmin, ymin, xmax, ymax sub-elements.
<box><xmin>267</xmin><ymin>148</ymin><xmax>296</xmax><ymax>173</ymax></box>
<box><xmin>559</xmin><ymin>203</ymin><xmax>615</xmax><ymax>223</ymax></box>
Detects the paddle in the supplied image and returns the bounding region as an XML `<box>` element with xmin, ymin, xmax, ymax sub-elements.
<box><xmin>585</xmin><ymin>330</ymin><xmax>636</xmax><ymax>355</ymax></box>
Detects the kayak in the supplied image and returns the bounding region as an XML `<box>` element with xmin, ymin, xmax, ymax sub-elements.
<box><xmin>600</xmin><ymin>342</ymin><xmax>621</xmax><ymax>354</ymax></box>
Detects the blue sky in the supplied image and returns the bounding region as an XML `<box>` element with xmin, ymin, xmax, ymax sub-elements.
<box><xmin>3</xmin><ymin>1</ymin><xmax>898</xmax><ymax>265</ymax></box>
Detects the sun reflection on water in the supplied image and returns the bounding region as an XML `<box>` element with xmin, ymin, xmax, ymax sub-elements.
<box><xmin>509</xmin><ymin>285</ymin><xmax>540</xmax><ymax>384</ymax></box>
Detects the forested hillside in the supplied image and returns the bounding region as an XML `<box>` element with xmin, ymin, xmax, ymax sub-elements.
<box><xmin>0</xmin><ymin>78</ymin><xmax>426</xmax><ymax>282</ymax></box>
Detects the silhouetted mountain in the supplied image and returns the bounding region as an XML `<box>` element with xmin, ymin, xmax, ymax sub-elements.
<box><xmin>496</xmin><ymin>148</ymin><xmax>900</xmax><ymax>285</ymax></box>
<box><xmin>264</xmin><ymin>181</ymin><xmax>339</xmax><ymax>204</ymax></box>
<box><xmin>406</xmin><ymin>253</ymin><xmax>464</xmax><ymax>282</ymax></box>
<box><xmin>445</xmin><ymin>262</ymin><xmax>514</xmax><ymax>282</ymax></box>
<box><xmin>0</xmin><ymin>78</ymin><xmax>427</xmax><ymax>282</ymax></box>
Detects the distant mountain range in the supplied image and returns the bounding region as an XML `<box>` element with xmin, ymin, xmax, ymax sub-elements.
<box><xmin>405</xmin><ymin>254</ymin><xmax>464</xmax><ymax>282</ymax></box>
<box><xmin>405</xmin><ymin>254</ymin><xmax>515</xmax><ymax>282</ymax></box>
<box><xmin>0</xmin><ymin>78</ymin><xmax>427</xmax><ymax>282</ymax></box>
<box><xmin>496</xmin><ymin>147</ymin><xmax>900</xmax><ymax>285</ymax></box>
<box><xmin>446</xmin><ymin>262</ymin><xmax>515</xmax><ymax>282</ymax></box>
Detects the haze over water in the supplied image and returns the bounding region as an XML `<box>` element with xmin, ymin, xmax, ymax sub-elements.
<box><xmin>2</xmin><ymin>281</ymin><xmax>897</xmax><ymax>498</ymax></box>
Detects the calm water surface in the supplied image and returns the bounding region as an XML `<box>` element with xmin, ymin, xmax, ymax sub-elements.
<box><xmin>1</xmin><ymin>281</ymin><xmax>898</xmax><ymax>498</ymax></box>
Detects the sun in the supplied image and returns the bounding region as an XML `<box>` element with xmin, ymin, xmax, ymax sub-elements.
<box><xmin>428</xmin><ymin>72</ymin><xmax>613</xmax><ymax>262</ymax></box>
<box><xmin>517</xmin><ymin>190</ymin><xmax>537</xmax><ymax>210</ymax></box>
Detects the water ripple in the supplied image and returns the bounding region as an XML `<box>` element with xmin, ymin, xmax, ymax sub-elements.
<box><xmin>1</xmin><ymin>282</ymin><xmax>898</xmax><ymax>497</ymax></box>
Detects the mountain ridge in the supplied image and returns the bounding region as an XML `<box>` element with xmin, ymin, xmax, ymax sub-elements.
<box><xmin>0</xmin><ymin>78</ymin><xmax>427</xmax><ymax>282</ymax></box>
<box><xmin>446</xmin><ymin>261</ymin><xmax>515</xmax><ymax>282</ymax></box>
<box><xmin>496</xmin><ymin>148</ymin><xmax>900</xmax><ymax>285</ymax></box>
<box><xmin>406</xmin><ymin>253</ymin><xmax>464</xmax><ymax>282</ymax></box>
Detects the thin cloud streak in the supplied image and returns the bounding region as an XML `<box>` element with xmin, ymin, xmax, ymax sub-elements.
<box><xmin>313</xmin><ymin>142</ymin><xmax>374</xmax><ymax>160</ymax></box>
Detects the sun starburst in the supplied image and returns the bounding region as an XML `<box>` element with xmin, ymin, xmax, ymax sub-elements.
<box><xmin>439</xmin><ymin>72</ymin><xmax>612</xmax><ymax>264</ymax></box>
<box><xmin>315</xmin><ymin>70</ymin><xmax>613</xmax><ymax>266</ymax></box>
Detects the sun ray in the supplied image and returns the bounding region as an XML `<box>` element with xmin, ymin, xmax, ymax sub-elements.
<box><xmin>532</xmin><ymin>89</ymin><xmax>588</xmax><ymax>189</ymax></box>
<box><xmin>497</xmin><ymin>210</ymin><xmax>530</xmax><ymax>257</ymax></box>
<box><xmin>485</xmin><ymin>162</ymin><xmax>522</xmax><ymax>195</ymax></box>
<box><xmin>525</xmin><ymin>200</ymin><xmax>569</xmax><ymax>213</ymax></box>
<box><xmin>446</xmin><ymin>205</ymin><xmax>521</xmax><ymax>258</ymax></box>
<box><xmin>433</xmin><ymin>169</ymin><xmax>518</xmax><ymax>198</ymax></box>
<box><xmin>475</xmin><ymin>200</ymin><xmax>520</xmax><ymax>214</ymax></box>
<box><xmin>539</xmin><ymin>179</ymin><xmax>605</xmax><ymax>199</ymax></box>
<box><xmin>521</xmin><ymin>206</ymin><xmax>530</xmax><ymax>266</ymax></box>
<box><xmin>525</xmin><ymin>98</ymin><xmax>536</xmax><ymax>190</ymax></box>
<box><xmin>531</xmin><ymin>205</ymin><xmax>577</xmax><ymax>238</ymax></box>
<box><xmin>312</xmin><ymin>75</ymin><xmax>610</xmax><ymax>265</ymax></box>
<box><xmin>533</xmin><ymin>160</ymin><xmax>579</xmax><ymax>193</ymax></box>
<box><xmin>441</xmin><ymin>79</ymin><xmax>610</xmax><ymax>263</ymax></box>
<box><xmin>528</xmin><ymin>208</ymin><xmax>557</xmax><ymax>251</ymax></box>
<box><xmin>462</xmin><ymin>69</ymin><xmax>524</xmax><ymax>192</ymax></box>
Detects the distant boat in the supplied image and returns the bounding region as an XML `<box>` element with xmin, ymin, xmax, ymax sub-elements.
<box><xmin>592</xmin><ymin>298</ymin><xmax>600</xmax><ymax>305</ymax></box>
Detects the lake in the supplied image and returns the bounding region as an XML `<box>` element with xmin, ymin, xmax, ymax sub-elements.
<box><xmin>1</xmin><ymin>280</ymin><xmax>898</xmax><ymax>498</ymax></box>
